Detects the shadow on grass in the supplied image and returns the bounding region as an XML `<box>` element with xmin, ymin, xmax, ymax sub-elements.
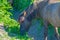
<box><xmin>4</xmin><ymin>26</ymin><xmax>32</xmax><ymax>40</ymax></box>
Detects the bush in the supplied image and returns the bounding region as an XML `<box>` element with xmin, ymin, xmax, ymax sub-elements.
<box><xmin>13</xmin><ymin>0</ymin><xmax>34</xmax><ymax>12</ymax></box>
<box><xmin>0</xmin><ymin>0</ymin><xmax>20</xmax><ymax>35</ymax></box>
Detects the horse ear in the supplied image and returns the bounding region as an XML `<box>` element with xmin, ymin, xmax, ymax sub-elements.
<box><xmin>24</xmin><ymin>11</ymin><xmax>26</xmax><ymax>16</ymax></box>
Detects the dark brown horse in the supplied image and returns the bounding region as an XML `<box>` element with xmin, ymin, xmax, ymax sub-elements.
<box><xmin>42</xmin><ymin>0</ymin><xmax>60</xmax><ymax>40</ymax></box>
<box><xmin>18</xmin><ymin>0</ymin><xmax>48</xmax><ymax>36</ymax></box>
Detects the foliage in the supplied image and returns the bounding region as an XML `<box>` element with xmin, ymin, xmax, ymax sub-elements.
<box><xmin>0</xmin><ymin>0</ymin><xmax>20</xmax><ymax>27</ymax></box>
<box><xmin>13</xmin><ymin>0</ymin><xmax>34</xmax><ymax>12</ymax></box>
<box><xmin>0</xmin><ymin>0</ymin><xmax>20</xmax><ymax>39</ymax></box>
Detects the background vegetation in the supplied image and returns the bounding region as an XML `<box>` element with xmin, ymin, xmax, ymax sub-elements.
<box><xmin>13</xmin><ymin>0</ymin><xmax>34</xmax><ymax>12</ymax></box>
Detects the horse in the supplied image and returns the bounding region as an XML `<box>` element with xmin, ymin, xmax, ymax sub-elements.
<box><xmin>18</xmin><ymin>0</ymin><xmax>48</xmax><ymax>36</ymax></box>
<box><xmin>42</xmin><ymin>0</ymin><xmax>60</xmax><ymax>40</ymax></box>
